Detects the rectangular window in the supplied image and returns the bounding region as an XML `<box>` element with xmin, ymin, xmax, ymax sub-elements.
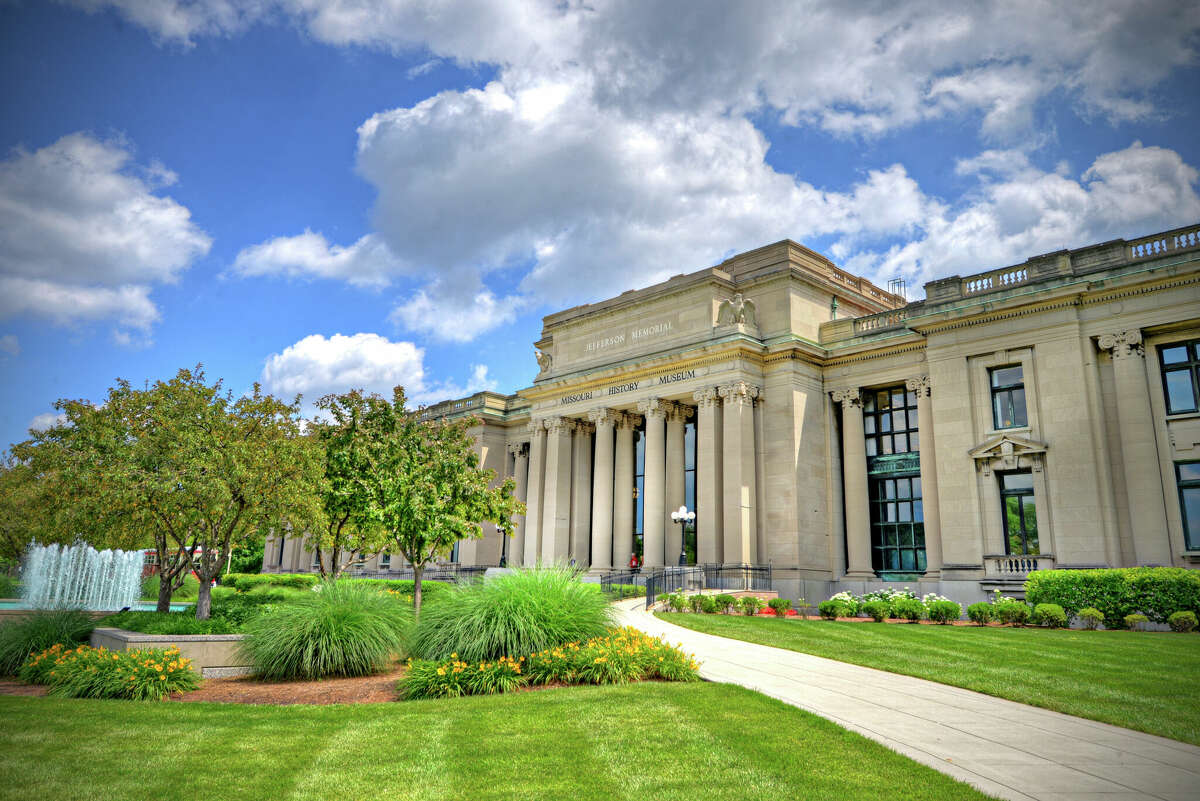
<box><xmin>1159</xmin><ymin>339</ymin><xmax>1200</xmax><ymax>415</ymax></box>
<box><xmin>862</xmin><ymin>386</ymin><xmax>920</xmax><ymax>455</ymax></box>
<box><xmin>990</xmin><ymin>366</ymin><xmax>1027</xmax><ymax>429</ymax></box>
<box><xmin>1000</xmin><ymin>471</ymin><xmax>1039</xmax><ymax>555</ymax></box>
<box><xmin>1178</xmin><ymin>461</ymin><xmax>1200</xmax><ymax>551</ymax></box>
<box><xmin>379</xmin><ymin>552</ymin><xmax>391</xmax><ymax>570</ymax></box>
<box><xmin>869</xmin><ymin>475</ymin><xmax>925</xmax><ymax>573</ymax></box>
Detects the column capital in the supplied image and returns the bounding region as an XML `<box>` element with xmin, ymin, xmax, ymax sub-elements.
<box><xmin>573</xmin><ymin>420</ymin><xmax>595</xmax><ymax>435</ymax></box>
<box><xmin>543</xmin><ymin>416</ymin><xmax>577</xmax><ymax>435</ymax></box>
<box><xmin>637</xmin><ymin>398</ymin><xmax>669</xmax><ymax>419</ymax></box>
<box><xmin>507</xmin><ymin>441</ymin><xmax>529</xmax><ymax>458</ymax></box>
<box><xmin>718</xmin><ymin>381</ymin><xmax>759</xmax><ymax>407</ymax></box>
<box><xmin>692</xmin><ymin>387</ymin><xmax>720</xmax><ymax>409</ymax></box>
<box><xmin>613</xmin><ymin>410</ymin><xmax>643</xmax><ymax>430</ymax></box>
<box><xmin>587</xmin><ymin>407</ymin><xmax>618</xmax><ymax>427</ymax></box>
<box><xmin>905</xmin><ymin>375</ymin><xmax>931</xmax><ymax>397</ymax></box>
<box><xmin>830</xmin><ymin>387</ymin><xmax>863</xmax><ymax>407</ymax></box>
<box><xmin>1098</xmin><ymin>329</ymin><xmax>1144</xmax><ymax>359</ymax></box>
<box><xmin>526</xmin><ymin>419</ymin><xmax>546</xmax><ymax>437</ymax></box>
<box><xmin>664</xmin><ymin>400</ymin><xmax>694</xmax><ymax>422</ymax></box>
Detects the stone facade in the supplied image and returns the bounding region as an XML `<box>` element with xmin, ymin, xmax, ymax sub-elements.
<box><xmin>268</xmin><ymin>226</ymin><xmax>1200</xmax><ymax>607</ymax></box>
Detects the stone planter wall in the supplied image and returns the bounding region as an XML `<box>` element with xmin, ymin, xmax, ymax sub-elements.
<box><xmin>90</xmin><ymin>627</ymin><xmax>252</xmax><ymax>678</ymax></box>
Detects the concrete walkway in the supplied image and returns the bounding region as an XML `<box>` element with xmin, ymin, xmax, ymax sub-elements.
<box><xmin>614</xmin><ymin>598</ymin><xmax>1200</xmax><ymax>801</ymax></box>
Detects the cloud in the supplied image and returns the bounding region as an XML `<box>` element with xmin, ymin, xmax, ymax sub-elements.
<box><xmin>28</xmin><ymin>411</ymin><xmax>67</xmax><ymax>432</ymax></box>
<box><xmin>0</xmin><ymin>335</ymin><xmax>17</xmax><ymax>357</ymax></box>
<box><xmin>232</xmin><ymin>230</ymin><xmax>408</xmax><ymax>288</ymax></box>
<box><xmin>71</xmin><ymin>1</ymin><xmax>1200</xmax><ymax>138</ymax></box>
<box><xmin>260</xmin><ymin>332</ymin><xmax>496</xmax><ymax>415</ymax></box>
<box><xmin>390</xmin><ymin>285</ymin><xmax>525</xmax><ymax>342</ymax></box>
<box><xmin>844</xmin><ymin>142</ymin><xmax>1200</xmax><ymax>287</ymax></box>
<box><xmin>0</xmin><ymin>133</ymin><xmax>211</xmax><ymax>338</ymax></box>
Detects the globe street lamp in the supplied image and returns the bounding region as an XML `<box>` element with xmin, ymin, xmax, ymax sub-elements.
<box><xmin>670</xmin><ymin>506</ymin><xmax>695</xmax><ymax>566</ymax></box>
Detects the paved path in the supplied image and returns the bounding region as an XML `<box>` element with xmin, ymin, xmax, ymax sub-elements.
<box><xmin>614</xmin><ymin>598</ymin><xmax>1200</xmax><ymax>801</ymax></box>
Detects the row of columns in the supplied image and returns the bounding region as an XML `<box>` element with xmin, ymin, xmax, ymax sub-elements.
<box><xmin>832</xmin><ymin>375</ymin><xmax>943</xmax><ymax>578</ymax></box>
<box><xmin>506</xmin><ymin>382</ymin><xmax>762</xmax><ymax>569</ymax></box>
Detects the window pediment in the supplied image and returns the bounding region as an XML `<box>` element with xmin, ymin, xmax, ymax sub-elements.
<box><xmin>969</xmin><ymin>433</ymin><xmax>1048</xmax><ymax>475</ymax></box>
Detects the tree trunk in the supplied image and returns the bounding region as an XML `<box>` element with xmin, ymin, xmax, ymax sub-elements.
<box><xmin>413</xmin><ymin>563</ymin><xmax>423</xmax><ymax>621</ymax></box>
<box><xmin>156</xmin><ymin>571</ymin><xmax>173</xmax><ymax>613</ymax></box>
<box><xmin>195</xmin><ymin>578</ymin><xmax>212</xmax><ymax>620</ymax></box>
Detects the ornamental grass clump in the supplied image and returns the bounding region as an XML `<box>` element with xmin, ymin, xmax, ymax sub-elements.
<box><xmin>0</xmin><ymin>608</ymin><xmax>95</xmax><ymax>676</ymax></box>
<box><xmin>397</xmin><ymin>627</ymin><xmax>699</xmax><ymax>700</ymax></box>
<box><xmin>409</xmin><ymin>566</ymin><xmax>613</xmax><ymax>663</ymax></box>
<box><xmin>240</xmin><ymin>580</ymin><xmax>412</xmax><ymax>680</ymax></box>
<box><xmin>21</xmin><ymin>644</ymin><xmax>199</xmax><ymax>701</ymax></box>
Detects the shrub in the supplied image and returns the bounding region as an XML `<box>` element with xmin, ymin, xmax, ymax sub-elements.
<box><xmin>699</xmin><ymin>595</ymin><xmax>720</xmax><ymax>614</ymax></box>
<box><xmin>409</xmin><ymin>567</ymin><xmax>613</xmax><ymax>663</ymax></box>
<box><xmin>240</xmin><ymin>581</ymin><xmax>412</xmax><ymax>679</ymax></box>
<box><xmin>1168</xmin><ymin>611</ymin><xmax>1197</xmax><ymax>633</ymax></box>
<box><xmin>1025</xmin><ymin>567</ymin><xmax>1200</xmax><ymax>627</ymax></box>
<box><xmin>861</xmin><ymin>600</ymin><xmax>888</xmax><ymax>622</ymax></box>
<box><xmin>1077</xmin><ymin>607</ymin><xmax>1104</xmax><ymax>630</ymax></box>
<box><xmin>966</xmin><ymin>602</ymin><xmax>994</xmax><ymax>625</ymax></box>
<box><xmin>0</xmin><ymin>574</ymin><xmax>19</xmax><ymax>598</ymax></box>
<box><xmin>101</xmin><ymin>610</ymin><xmax>239</xmax><ymax>635</ymax></box>
<box><xmin>713</xmin><ymin>594</ymin><xmax>737</xmax><ymax>614</ymax></box>
<box><xmin>738</xmin><ymin>596</ymin><xmax>763</xmax><ymax>616</ymax></box>
<box><xmin>244</xmin><ymin>585</ymin><xmax>310</xmax><ymax>603</ymax></box>
<box><xmin>1032</xmin><ymin>603</ymin><xmax>1067</xmax><ymax>628</ymax></box>
<box><xmin>660</xmin><ymin>592</ymin><xmax>687</xmax><ymax>613</ymax></box>
<box><xmin>827</xmin><ymin>591</ymin><xmax>860</xmax><ymax>617</ymax></box>
<box><xmin>398</xmin><ymin>627</ymin><xmax>698</xmax><ymax>700</ymax></box>
<box><xmin>688</xmin><ymin>594</ymin><xmax>706</xmax><ymax>613</ymax></box>
<box><xmin>0</xmin><ymin>609</ymin><xmax>95</xmax><ymax>675</ymax></box>
<box><xmin>22</xmin><ymin>644</ymin><xmax>199</xmax><ymax>700</ymax></box>
<box><xmin>230</xmin><ymin>573</ymin><xmax>320</xmax><ymax>593</ymax></box>
<box><xmin>817</xmin><ymin>600</ymin><xmax>841</xmax><ymax>620</ymax></box>
<box><xmin>891</xmin><ymin>597</ymin><xmax>925</xmax><ymax>622</ymax></box>
<box><xmin>141</xmin><ymin>573</ymin><xmax>201</xmax><ymax>601</ymax></box>
<box><xmin>1124</xmin><ymin>613</ymin><xmax>1149</xmax><ymax>631</ymax></box>
<box><xmin>767</xmin><ymin>598</ymin><xmax>793</xmax><ymax>617</ymax></box>
<box><xmin>995</xmin><ymin>599</ymin><xmax>1030</xmax><ymax>626</ymax></box>
<box><xmin>926</xmin><ymin>600</ymin><xmax>962</xmax><ymax>624</ymax></box>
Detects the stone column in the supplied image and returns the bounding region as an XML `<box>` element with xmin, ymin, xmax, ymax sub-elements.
<box><xmin>540</xmin><ymin>417</ymin><xmax>576</xmax><ymax>563</ymax></box>
<box><xmin>612</xmin><ymin>411</ymin><xmax>641</xmax><ymax>569</ymax></box>
<box><xmin>638</xmin><ymin>399</ymin><xmax>668</xmax><ymax>568</ymax></box>
<box><xmin>522</xmin><ymin>421</ymin><xmax>547</xmax><ymax>566</ymax></box>
<box><xmin>720</xmin><ymin>382</ymin><xmax>759</xmax><ymax>565</ymax></box>
<box><xmin>507</xmin><ymin>442</ymin><xmax>529</xmax><ymax>567</ymax></box>
<box><xmin>693</xmin><ymin>388</ymin><xmax>723</xmax><ymax>564</ymax></box>
<box><xmin>569</xmin><ymin>421</ymin><xmax>594</xmax><ymax>565</ymax></box>
<box><xmin>664</xmin><ymin>402</ymin><xmax>693</xmax><ymax>565</ymax></box>
<box><xmin>906</xmin><ymin>375</ymin><xmax>942</xmax><ymax>577</ymax></box>
<box><xmin>833</xmin><ymin>388</ymin><xmax>874</xmax><ymax>577</ymax></box>
<box><xmin>1099</xmin><ymin>330</ymin><xmax>1173</xmax><ymax>565</ymax></box>
<box><xmin>588</xmin><ymin>409</ymin><xmax>617</xmax><ymax>571</ymax></box>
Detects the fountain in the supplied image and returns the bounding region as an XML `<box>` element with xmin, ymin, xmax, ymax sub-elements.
<box><xmin>19</xmin><ymin>543</ymin><xmax>145</xmax><ymax>611</ymax></box>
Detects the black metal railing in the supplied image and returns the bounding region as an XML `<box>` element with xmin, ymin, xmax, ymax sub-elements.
<box><xmin>640</xmin><ymin>563</ymin><xmax>772</xmax><ymax>607</ymax></box>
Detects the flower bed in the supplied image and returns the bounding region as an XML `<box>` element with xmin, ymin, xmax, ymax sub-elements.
<box><xmin>398</xmin><ymin>626</ymin><xmax>699</xmax><ymax>700</ymax></box>
<box><xmin>20</xmin><ymin>643</ymin><xmax>200</xmax><ymax>700</ymax></box>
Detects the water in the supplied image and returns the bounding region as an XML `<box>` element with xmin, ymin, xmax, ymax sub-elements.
<box><xmin>20</xmin><ymin>543</ymin><xmax>145</xmax><ymax>611</ymax></box>
<box><xmin>0</xmin><ymin>601</ymin><xmax>189</xmax><ymax>612</ymax></box>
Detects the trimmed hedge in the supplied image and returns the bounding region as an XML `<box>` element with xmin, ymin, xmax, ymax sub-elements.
<box><xmin>1025</xmin><ymin>568</ymin><xmax>1200</xmax><ymax>627</ymax></box>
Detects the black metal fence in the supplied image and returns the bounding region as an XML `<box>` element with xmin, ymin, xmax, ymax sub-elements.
<box><xmin>344</xmin><ymin>565</ymin><xmax>489</xmax><ymax>583</ymax></box>
<box><xmin>598</xmin><ymin>564</ymin><xmax>772</xmax><ymax>607</ymax></box>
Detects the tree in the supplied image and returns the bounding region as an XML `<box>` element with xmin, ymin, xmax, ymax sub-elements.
<box><xmin>357</xmin><ymin>387</ymin><xmax>523</xmax><ymax>617</ymax></box>
<box><xmin>29</xmin><ymin>367</ymin><xmax>322</xmax><ymax>618</ymax></box>
<box><xmin>307</xmin><ymin>390</ymin><xmax>390</xmax><ymax>579</ymax></box>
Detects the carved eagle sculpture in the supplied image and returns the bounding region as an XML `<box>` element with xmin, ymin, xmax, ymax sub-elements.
<box><xmin>535</xmin><ymin>349</ymin><xmax>552</xmax><ymax>373</ymax></box>
<box><xmin>716</xmin><ymin>293</ymin><xmax>758</xmax><ymax>328</ymax></box>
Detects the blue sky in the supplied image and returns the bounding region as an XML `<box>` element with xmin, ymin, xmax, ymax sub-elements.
<box><xmin>1</xmin><ymin>0</ymin><xmax>1199</xmax><ymax>450</ymax></box>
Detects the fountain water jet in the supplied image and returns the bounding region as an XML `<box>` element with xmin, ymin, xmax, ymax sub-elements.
<box><xmin>20</xmin><ymin>543</ymin><xmax>145</xmax><ymax>610</ymax></box>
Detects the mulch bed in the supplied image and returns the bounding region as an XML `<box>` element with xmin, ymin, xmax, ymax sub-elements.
<box><xmin>168</xmin><ymin>665</ymin><xmax>408</xmax><ymax>705</ymax></box>
<box><xmin>0</xmin><ymin>679</ymin><xmax>48</xmax><ymax>697</ymax></box>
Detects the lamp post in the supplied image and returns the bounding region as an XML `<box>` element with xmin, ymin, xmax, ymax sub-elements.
<box><xmin>498</xmin><ymin>522</ymin><xmax>508</xmax><ymax>568</ymax></box>
<box><xmin>670</xmin><ymin>505</ymin><xmax>695</xmax><ymax>566</ymax></box>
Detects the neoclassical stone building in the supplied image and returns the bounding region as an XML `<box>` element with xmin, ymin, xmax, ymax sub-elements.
<box><xmin>268</xmin><ymin>224</ymin><xmax>1200</xmax><ymax>604</ymax></box>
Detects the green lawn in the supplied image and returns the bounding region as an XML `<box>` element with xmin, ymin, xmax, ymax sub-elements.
<box><xmin>658</xmin><ymin>613</ymin><xmax>1200</xmax><ymax>745</ymax></box>
<box><xmin>0</xmin><ymin>684</ymin><xmax>996</xmax><ymax>801</ymax></box>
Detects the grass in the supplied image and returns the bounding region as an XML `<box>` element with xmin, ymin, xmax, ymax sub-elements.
<box><xmin>0</xmin><ymin>683</ymin><xmax>996</xmax><ymax>801</ymax></box>
<box><xmin>658</xmin><ymin>612</ymin><xmax>1200</xmax><ymax>745</ymax></box>
<box><xmin>0</xmin><ymin>609</ymin><xmax>95</xmax><ymax>675</ymax></box>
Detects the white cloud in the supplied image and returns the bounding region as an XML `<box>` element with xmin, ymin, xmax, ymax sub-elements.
<box><xmin>0</xmin><ymin>133</ymin><xmax>211</xmax><ymax>338</ymax></box>
<box><xmin>260</xmin><ymin>332</ymin><xmax>496</xmax><ymax>415</ymax></box>
<box><xmin>28</xmin><ymin>411</ymin><xmax>67</xmax><ymax>432</ymax></box>
<box><xmin>0</xmin><ymin>335</ymin><xmax>17</xmax><ymax>356</ymax></box>
<box><xmin>390</xmin><ymin>285</ymin><xmax>525</xmax><ymax>343</ymax></box>
<box><xmin>232</xmin><ymin>230</ymin><xmax>407</xmax><ymax>288</ymax></box>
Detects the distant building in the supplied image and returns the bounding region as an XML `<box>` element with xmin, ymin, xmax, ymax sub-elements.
<box><xmin>267</xmin><ymin>224</ymin><xmax>1200</xmax><ymax>604</ymax></box>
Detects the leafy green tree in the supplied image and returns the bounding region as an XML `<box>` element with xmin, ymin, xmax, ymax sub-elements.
<box><xmin>356</xmin><ymin>387</ymin><xmax>523</xmax><ymax>617</ymax></box>
<box><xmin>29</xmin><ymin>367</ymin><xmax>322</xmax><ymax>618</ymax></box>
<box><xmin>307</xmin><ymin>390</ymin><xmax>391</xmax><ymax>579</ymax></box>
